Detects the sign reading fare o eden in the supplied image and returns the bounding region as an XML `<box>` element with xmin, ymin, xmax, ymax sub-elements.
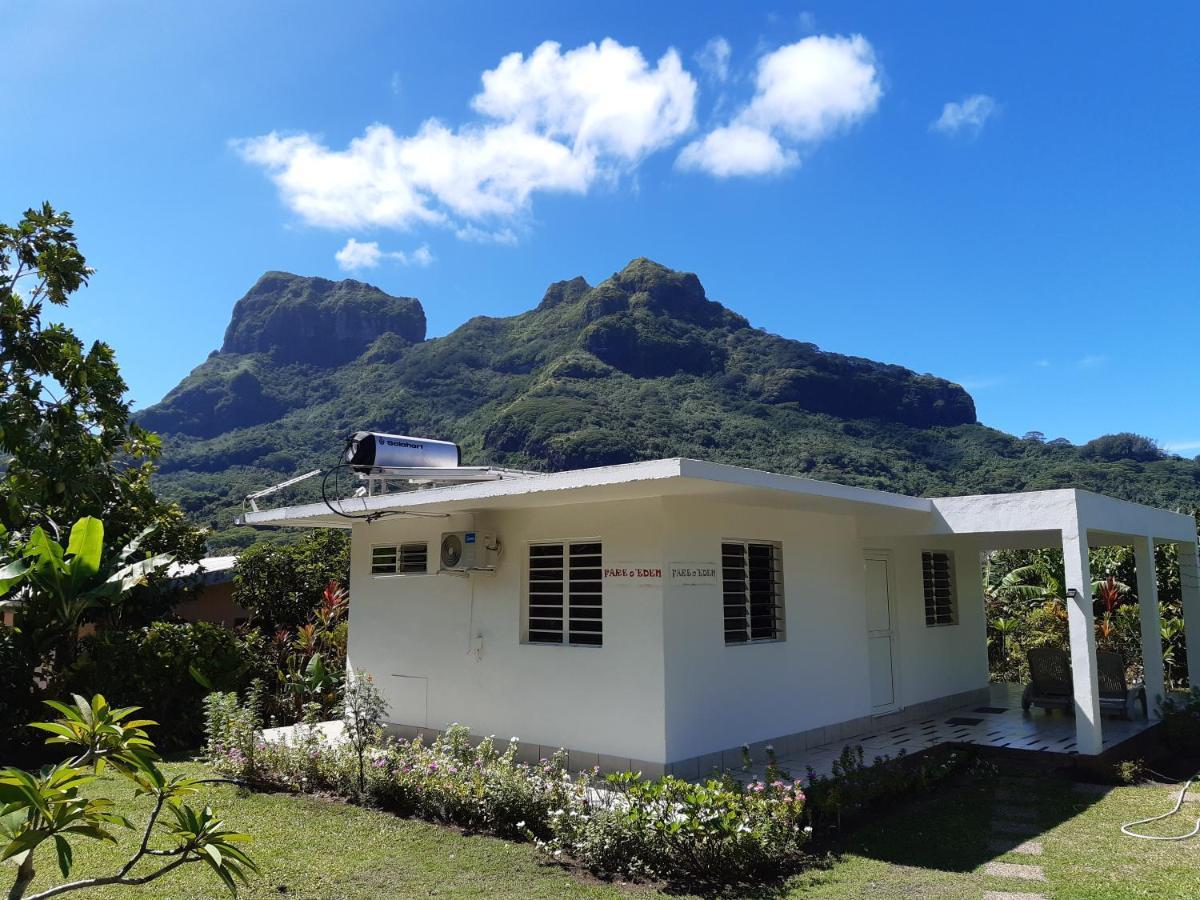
<box><xmin>601</xmin><ymin>562</ymin><xmax>719</xmax><ymax>588</ymax></box>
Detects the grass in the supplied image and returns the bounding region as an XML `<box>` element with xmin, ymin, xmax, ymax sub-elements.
<box><xmin>7</xmin><ymin>760</ymin><xmax>1200</xmax><ymax>898</ymax></box>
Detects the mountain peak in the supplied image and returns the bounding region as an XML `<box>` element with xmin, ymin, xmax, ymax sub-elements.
<box><xmin>221</xmin><ymin>271</ymin><xmax>425</xmax><ymax>365</ymax></box>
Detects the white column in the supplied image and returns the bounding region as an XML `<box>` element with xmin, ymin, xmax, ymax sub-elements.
<box><xmin>1179</xmin><ymin>542</ymin><xmax>1200</xmax><ymax>690</ymax></box>
<box><xmin>1063</xmin><ymin>523</ymin><xmax>1102</xmax><ymax>754</ymax></box>
<box><xmin>1134</xmin><ymin>536</ymin><xmax>1164</xmax><ymax>717</ymax></box>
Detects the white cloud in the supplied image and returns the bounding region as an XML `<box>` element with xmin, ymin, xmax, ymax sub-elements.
<box><xmin>1163</xmin><ymin>440</ymin><xmax>1200</xmax><ymax>455</ymax></box>
<box><xmin>931</xmin><ymin>94</ymin><xmax>997</xmax><ymax>137</ymax></box>
<box><xmin>402</xmin><ymin>244</ymin><xmax>434</xmax><ymax>267</ymax></box>
<box><xmin>473</xmin><ymin>39</ymin><xmax>695</xmax><ymax>160</ymax></box>
<box><xmin>1077</xmin><ymin>354</ymin><xmax>1107</xmax><ymax>369</ymax></box>
<box><xmin>677</xmin><ymin>34</ymin><xmax>882</xmax><ymax>178</ymax></box>
<box><xmin>335</xmin><ymin>238</ymin><xmax>434</xmax><ymax>271</ymax></box>
<box><xmin>237</xmin><ymin>39</ymin><xmax>697</xmax><ymax>239</ymax></box>
<box><xmin>454</xmin><ymin>223</ymin><xmax>519</xmax><ymax>245</ymax></box>
<box><xmin>676</xmin><ymin>124</ymin><xmax>795</xmax><ymax>177</ymax></box>
<box><xmin>695</xmin><ymin>36</ymin><xmax>732</xmax><ymax>82</ymax></box>
<box><xmin>335</xmin><ymin>238</ymin><xmax>382</xmax><ymax>270</ymax></box>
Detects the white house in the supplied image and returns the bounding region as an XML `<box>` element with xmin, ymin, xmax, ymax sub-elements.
<box><xmin>244</xmin><ymin>458</ymin><xmax>1200</xmax><ymax>776</ymax></box>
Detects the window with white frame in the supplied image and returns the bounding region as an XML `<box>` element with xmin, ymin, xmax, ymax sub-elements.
<box><xmin>921</xmin><ymin>550</ymin><xmax>957</xmax><ymax>626</ymax></box>
<box><xmin>526</xmin><ymin>541</ymin><xmax>603</xmax><ymax>646</ymax></box>
<box><xmin>721</xmin><ymin>540</ymin><xmax>785</xmax><ymax>644</ymax></box>
<box><xmin>371</xmin><ymin>543</ymin><xmax>429</xmax><ymax>575</ymax></box>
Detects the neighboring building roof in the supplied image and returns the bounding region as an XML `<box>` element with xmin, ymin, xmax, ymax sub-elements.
<box><xmin>240</xmin><ymin>457</ymin><xmax>1197</xmax><ymax>544</ymax></box>
<box><xmin>166</xmin><ymin>555</ymin><xmax>238</xmax><ymax>587</ymax></box>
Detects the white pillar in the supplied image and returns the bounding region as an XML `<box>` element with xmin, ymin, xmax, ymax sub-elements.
<box><xmin>1134</xmin><ymin>536</ymin><xmax>1164</xmax><ymax>717</ymax></box>
<box><xmin>1179</xmin><ymin>542</ymin><xmax>1200</xmax><ymax>690</ymax></box>
<box><xmin>1063</xmin><ymin>524</ymin><xmax>1102</xmax><ymax>754</ymax></box>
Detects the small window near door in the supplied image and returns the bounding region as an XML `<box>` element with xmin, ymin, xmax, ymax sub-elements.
<box><xmin>372</xmin><ymin>543</ymin><xmax>429</xmax><ymax>575</ymax></box>
<box><xmin>922</xmin><ymin>550</ymin><xmax>957</xmax><ymax>626</ymax></box>
<box><xmin>722</xmin><ymin>541</ymin><xmax>785</xmax><ymax>644</ymax></box>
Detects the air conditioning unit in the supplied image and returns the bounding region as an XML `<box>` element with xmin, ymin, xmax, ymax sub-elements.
<box><xmin>439</xmin><ymin>532</ymin><xmax>498</xmax><ymax>574</ymax></box>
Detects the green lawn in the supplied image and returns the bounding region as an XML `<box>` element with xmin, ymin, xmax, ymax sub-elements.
<box><xmin>7</xmin><ymin>762</ymin><xmax>1200</xmax><ymax>899</ymax></box>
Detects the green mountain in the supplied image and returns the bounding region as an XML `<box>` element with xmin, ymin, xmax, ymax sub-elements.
<box><xmin>141</xmin><ymin>259</ymin><xmax>1200</xmax><ymax>549</ymax></box>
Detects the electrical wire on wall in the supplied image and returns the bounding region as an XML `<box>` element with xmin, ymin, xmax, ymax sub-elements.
<box><xmin>320</xmin><ymin>456</ymin><xmax>447</xmax><ymax>524</ymax></box>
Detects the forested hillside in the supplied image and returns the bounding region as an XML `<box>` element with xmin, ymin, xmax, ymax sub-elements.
<box><xmin>140</xmin><ymin>259</ymin><xmax>1200</xmax><ymax>549</ymax></box>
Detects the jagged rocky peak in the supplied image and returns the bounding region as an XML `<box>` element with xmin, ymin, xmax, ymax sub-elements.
<box><xmin>221</xmin><ymin>272</ymin><xmax>426</xmax><ymax>365</ymax></box>
<box><xmin>536</xmin><ymin>275</ymin><xmax>591</xmax><ymax>310</ymax></box>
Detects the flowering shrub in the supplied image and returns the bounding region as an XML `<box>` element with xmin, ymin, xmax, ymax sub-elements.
<box><xmin>204</xmin><ymin>695</ymin><xmax>814</xmax><ymax>886</ymax></box>
<box><xmin>804</xmin><ymin>743</ymin><xmax>972</xmax><ymax>831</ymax></box>
<box><xmin>541</xmin><ymin>771</ymin><xmax>811</xmax><ymax>884</ymax></box>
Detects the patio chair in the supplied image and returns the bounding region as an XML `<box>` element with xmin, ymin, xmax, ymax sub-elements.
<box><xmin>1021</xmin><ymin>647</ymin><xmax>1073</xmax><ymax>714</ymax></box>
<box><xmin>1097</xmin><ymin>651</ymin><xmax>1147</xmax><ymax>719</ymax></box>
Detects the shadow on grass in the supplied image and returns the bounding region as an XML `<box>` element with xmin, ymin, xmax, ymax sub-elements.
<box><xmin>538</xmin><ymin>855</ymin><xmax>837</xmax><ymax>899</ymax></box>
<box><xmin>811</xmin><ymin>760</ymin><xmax>1107</xmax><ymax>876</ymax></box>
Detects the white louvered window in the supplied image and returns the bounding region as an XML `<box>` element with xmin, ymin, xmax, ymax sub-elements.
<box><xmin>922</xmin><ymin>551</ymin><xmax>957</xmax><ymax>626</ymax></box>
<box><xmin>721</xmin><ymin>541</ymin><xmax>785</xmax><ymax>644</ymax></box>
<box><xmin>526</xmin><ymin>541</ymin><xmax>603</xmax><ymax>646</ymax></box>
<box><xmin>371</xmin><ymin>543</ymin><xmax>429</xmax><ymax>576</ymax></box>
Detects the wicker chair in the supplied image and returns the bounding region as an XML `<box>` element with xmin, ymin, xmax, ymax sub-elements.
<box><xmin>1097</xmin><ymin>650</ymin><xmax>1147</xmax><ymax>719</ymax></box>
<box><xmin>1021</xmin><ymin>648</ymin><xmax>1148</xmax><ymax>719</ymax></box>
<box><xmin>1021</xmin><ymin>647</ymin><xmax>1074</xmax><ymax>714</ymax></box>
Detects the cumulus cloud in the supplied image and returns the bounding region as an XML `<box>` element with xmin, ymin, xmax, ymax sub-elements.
<box><xmin>335</xmin><ymin>238</ymin><xmax>434</xmax><ymax>271</ymax></box>
<box><xmin>931</xmin><ymin>94</ymin><xmax>997</xmax><ymax>137</ymax></box>
<box><xmin>473</xmin><ymin>39</ymin><xmax>695</xmax><ymax>160</ymax></box>
<box><xmin>237</xmin><ymin>39</ymin><xmax>696</xmax><ymax>239</ymax></box>
<box><xmin>677</xmin><ymin>34</ymin><xmax>882</xmax><ymax>177</ymax></box>
<box><xmin>335</xmin><ymin>238</ymin><xmax>383</xmax><ymax>270</ymax></box>
<box><xmin>695</xmin><ymin>36</ymin><xmax>732</xmax><ymax>82</ymax></box>
<box><xmin>676</xmin><ymin>125</ymin><xmax>794</xmax><ymax>177</ymax></box>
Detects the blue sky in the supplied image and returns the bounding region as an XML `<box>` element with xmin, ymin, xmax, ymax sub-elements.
<box><xmin>3</xmin><ymin>1</ymin><xmax>1197</xmax><ymax>451</ymax></box>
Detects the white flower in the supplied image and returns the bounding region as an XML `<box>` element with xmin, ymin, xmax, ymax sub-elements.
<box><xmin>516</xmin><ymin>820</ymin><xmax>526</xmax><ymax>829</ymax></box>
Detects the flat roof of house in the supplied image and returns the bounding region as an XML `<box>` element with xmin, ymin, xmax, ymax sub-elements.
<box><xmin>240</xmin><ymin>457</ymin><xmax>1197</xmax><ymax>544</ymax></box>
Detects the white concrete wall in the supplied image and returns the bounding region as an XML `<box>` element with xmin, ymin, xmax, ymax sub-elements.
<box><xmin>346</xmin><ymin>498</ymin><xmax>669</xmax><ymax>764</ymax></box>
<box><xmin>658</xmin><ymin>498</ymin><xmax>872</xmax><ymax>762</ymax></box>
<box><xmin>347</xmin><ymin>495</ymin><xmax>991</xmax><ymax>766</ymax></box>
<box><xmin>879</xmin><ymin>535</ymin><xmax>989</xmax><ymax>709</ymax></box>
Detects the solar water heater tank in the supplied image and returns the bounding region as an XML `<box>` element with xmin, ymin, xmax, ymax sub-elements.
<box><xmin>344</xmin><ymin>432</ymin><xmax>461</xmax><ymax>473</ymax></box>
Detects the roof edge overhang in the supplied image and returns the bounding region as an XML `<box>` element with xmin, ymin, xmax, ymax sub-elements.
<box><xmin>240</xmin><ymin>457</ymin><xmax>932</xmax><ymax>530</ymax></box>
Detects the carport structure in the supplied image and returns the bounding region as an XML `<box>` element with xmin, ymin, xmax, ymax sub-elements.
<box><xmin>930</xmin><ymin>488</ymin><xmax>1200</xmax><ymax>755</ymax></box>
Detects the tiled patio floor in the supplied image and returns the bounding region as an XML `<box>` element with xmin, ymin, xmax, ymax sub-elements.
<box><xmin>739</xmin><ymin>683</ymin><xmax>1156</xmax><ymax>782</ymax></box>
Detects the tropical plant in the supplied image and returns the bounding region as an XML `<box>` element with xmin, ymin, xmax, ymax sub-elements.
<box><xmin>0</xmin><ymin>203</ymin><xmax>201</xmax><ymax>570</ymax></box>
<box><xmin>231</xmin><ymin>532</ymin><xmax>350</xmax><ymax>631</ymax></box>
<box><xmin>0</xmin><ymin>694</ymin><xmax>257</xmax><ymax>899</ymax></box>
<box><xmin>0</xmin><ymin>517</ymin><xmax>175</xmax><ymax>708</ymax></box>
<box><xmin>65</xmin><ymin>622</ymin><xmax>261</xmax><ymax>752</ymax></box>
<box><xmin>253</xmin><ymin>580</ymin><xmax>348</xmax><ymax>725</ymax></box>
<box><xmin>341</xmin><ymin>671</ymin><xmax>387</xmax><ymax>798</ymax></box>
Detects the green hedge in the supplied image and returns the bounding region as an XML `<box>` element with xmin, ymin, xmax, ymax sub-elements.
<box><xmin>66</xmin><ymin>622</ymin><xmax>263</xmax><ymax>751</ymax></box>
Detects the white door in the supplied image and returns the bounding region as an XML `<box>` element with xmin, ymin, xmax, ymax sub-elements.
<box><xmin>864</xmin><ymin>554</ymin><xmax>898</xmax><ymax>712</ymax></box>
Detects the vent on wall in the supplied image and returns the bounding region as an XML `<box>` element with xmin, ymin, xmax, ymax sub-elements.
<box><xmin>372</xmin><ymin>543</ymin><xmax>429</xmax><ymax>575</ymax></box>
